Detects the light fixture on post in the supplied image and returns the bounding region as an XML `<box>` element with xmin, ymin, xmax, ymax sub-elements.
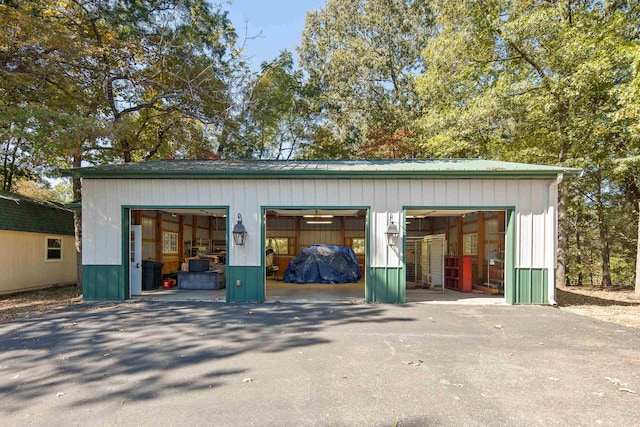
<box><xmin>232</xmin><ymin>214</ymin><xmax>247</xmax><ymax>246</ymax></box>
<box><xmin>385</xmin><ymin>214</ymin><xmax>399</xmax><ymax>247</ymax></box>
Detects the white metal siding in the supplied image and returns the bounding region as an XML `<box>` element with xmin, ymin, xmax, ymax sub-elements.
<box><xmin>82</xmin><ymin>178</ymin><xmax>554</xmax><ymax>269</ymax></box>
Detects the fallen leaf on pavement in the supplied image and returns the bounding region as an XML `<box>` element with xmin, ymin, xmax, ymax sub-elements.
<box><xmin>606</xmin><ymin>377</ymin><xmax>627</xmax><ymax>387</ymax></box>
<box><xmin>440</xmin><ymin>379</ymin><xmax>464</xmax><ymax>387</ymax></box>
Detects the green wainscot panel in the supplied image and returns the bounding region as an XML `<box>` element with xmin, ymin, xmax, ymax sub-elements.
<box><xmin>367</xmin><ymin>267</ymin><xmax>405</xmax><ymax>303</ymax></box>
<box><xmin>515</xmin><ymin>268</ymin><xmax>549</xmax><ymax>305</ymax></box>
<box><xmin>83</xmin><ymin>265</ymin><xmax>125</xmax><ymax>300</ymax></box>
<box><xmin>226</xmin><ymin>266</ymin><xmax>265</xmax><ymax>302</ymax></box>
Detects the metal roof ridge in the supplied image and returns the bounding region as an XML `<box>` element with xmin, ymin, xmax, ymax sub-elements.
<box><xmin>61</xmin><ymin>158</ymin><xmax>582</xmax><ymax>178</ymax></box>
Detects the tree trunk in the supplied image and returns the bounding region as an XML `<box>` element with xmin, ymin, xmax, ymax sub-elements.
<box><xmin>2</xmin><ymin>139</ymin><xmax>10</xmax><ymax>191</ymax></box>
<box><xmin>72</xmin><ymin>151</ymin><xmax>83</xmax><ymax>289</ymax></box>
<box><xmin>120</xmin><ymin>136</ymin><xmax>132</xmax><ymax>163</ymax></box>
<box><xmin>596</xmin><ymin>177</ymin><xmax>612</xmax><ymax>287</ymax></box>
<box><xmin>2</xmin><ymin>137</ymin><xmax>20</xmax><ymax>192</ymax></box>
<box><xmin>635</xmin><ymin>205</ymin><xmax>640</xmax><ymax>298</ymax></box>
<box><xmin>597</xmin><ymin>209</ymin><xmax>612</xmax><ymax>287</ymax></box>
<box><xmin>555</xmin><ymin>100</ymin><xmax>569</xmax><ymax>288</ymax></box>
<box><xmin>575</xmin><ymin>222</ymin><xmax>583</xmax><ymax>286</ymax></box>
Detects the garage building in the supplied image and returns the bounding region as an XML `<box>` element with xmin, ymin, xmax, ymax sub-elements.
<box><xmin>65</xmin><ymin>159</ymin><xmax>579</xmax><ymax>304</ymax></box>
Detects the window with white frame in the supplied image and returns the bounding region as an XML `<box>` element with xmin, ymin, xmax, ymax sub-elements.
<box><xmin>46</xmin><ymin>237</ymin><xmax>63</xmax><ymax>261</ymax></box>
<box><xmin>162</xmin><ymin>231</ymin><xmax>178</xmax><ymax>254</ymax></box>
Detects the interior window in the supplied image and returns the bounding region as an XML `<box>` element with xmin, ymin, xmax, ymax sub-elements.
<box><xmin>162</xmin><ymin>231</ymin><xmax>178</xmax><ymax>254</ymax></box>
<box><xmin>351</xmin><ymin>238</ymin><xmax>365</xmax><ymax>254</ymax></box>
<box><xmin>268</xmin><ymin>238</ymin><xmax>289</xmax><ymax>255</ymax></box>
<box><xmin>463</xmin><ymin>233</ymin><xmax>478</xmax><ymax>255</ymax></box>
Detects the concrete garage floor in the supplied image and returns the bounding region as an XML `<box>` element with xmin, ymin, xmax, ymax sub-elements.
<box><xmin>266</xmin><ymin>279</ymin><xmax>365</xmax><ymax>302</ymax></box>
<box><xmin>1</xmin><ymin>302</ymin><xmax>638</xmax><ymax>426</ymax></box>
<box><xmin>407</xmin><ymin>288</ymin><xmax>506</xmax><ymax>305</ymax></box>
<box><xmin>136</xmin><ymin>288</ymin><xmax>226</xmax><ymax>302</ymax></box>
<box><xmin>138</xmin><ymin>280</ymin><xmax>505</xmax><ymax>305</ymax></box>
<box><xmin>135</xmin><ymin>280</ymin><xmax>366</xmax><ymax>303</ymax></box>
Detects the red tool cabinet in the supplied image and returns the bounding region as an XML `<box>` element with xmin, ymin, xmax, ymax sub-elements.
<box><xmin>444</xmin><ymin>255</ymin><xmax>472</xmax><ymax>292</ymax></box>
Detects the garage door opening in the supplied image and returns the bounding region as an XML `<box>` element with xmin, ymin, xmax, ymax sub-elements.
<box><xmin>405</xmin><ymin>209</ymin><xmax>506</xmax><ymax>304</ymax></box>
<box><xmin>129</xmin><ymin>208</ymin><xmax>227</xmax><ymax>301</ymax></box>
<box><xmin>264</xmin><ymin>208</ymin><xmax>366</xmax><ymax>302</ymax></box>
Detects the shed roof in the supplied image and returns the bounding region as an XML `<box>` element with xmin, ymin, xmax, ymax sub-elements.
<box><xmin>0</xmin><ymin>191</ymin><xmax>75</xmax><ymax>236</ymax></box>
<box><xmin>64</xmin><ymin>159</ymin><xmax>580</xmax><ymax>180</ymax></box>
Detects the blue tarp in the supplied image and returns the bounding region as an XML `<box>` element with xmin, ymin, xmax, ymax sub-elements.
<box><xmin>284</xmin><ymin>244</ymin><xmax>362</xmax><ymax>284</ymax></box>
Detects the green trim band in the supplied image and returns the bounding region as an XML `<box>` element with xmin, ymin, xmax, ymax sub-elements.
<box><xmin>514</xmin><ymin>268</ymin><xmax>549</xmax><ymax>304</ymax></box>
<box><xmin>83</xmin><ymin>265</ymin><xmax>125</xmax><ymax>300</ymax></box>
<box><xmin>226</xmin><ymin>266</ymin><xmax>264</xmax><ymax>302</ymax></box>
<box><xmin>367</xmin><ymin>267</ymin><xmax>405</xmax><ymax>303</ymax></box>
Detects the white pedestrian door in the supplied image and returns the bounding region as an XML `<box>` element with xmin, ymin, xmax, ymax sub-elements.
<box><xmin>422</xmin><ymin>235</ymin><xmax>445</xmax><ymax>291</ymax></box>
<box><xmin>130</xmin><ymin>225</ymin><xmax>142</xmax><ymax>296</ymax></box>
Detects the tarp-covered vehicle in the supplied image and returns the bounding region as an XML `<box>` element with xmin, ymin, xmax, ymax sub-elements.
<box><xmin>284</xmin><ymin>244</ymin><xmax>362</xmax><ymax>284</ymax></box>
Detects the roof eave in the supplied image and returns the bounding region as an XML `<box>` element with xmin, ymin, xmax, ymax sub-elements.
<box><xmin>65</xmin><ymin>168</ymin><xmax>581</xmax><ymax>180</ymax></box>
<box><xmin>65</xmin><ymin>200</ymin><xmax>82</xmax><ymax>210</ymax></box>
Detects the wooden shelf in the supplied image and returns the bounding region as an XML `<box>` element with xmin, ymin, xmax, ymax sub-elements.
<box><xmin>480</xmin><ymin>230</ymin><xmax>505</xmax><ymax>293</ymax></box>
<box><xmin>486</xmin><ymin>245</ymin><xmax>504</xmax><ymax>291</ymax></box>
<box><xmin>444</xmin><ymin>255</ymin><xmax>472</xmax><ymax>292</ymax></box>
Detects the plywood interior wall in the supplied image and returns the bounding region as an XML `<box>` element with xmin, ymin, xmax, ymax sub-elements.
<box><xmin>406</xmin><ymin>211</ymin><xmax>505</xmax><ymax>285</ymax></box>
<box><xmin>266</xmin><ymin>215</ymin><xmax>366</xmax><ymax>274</ymax></box>
<box><xmin>131</xmin><ymin>208</ymin><xmax>504</xmax><ymax>281</ymax></box>
<box><xmin>132</xmin><ymin>210</ymin><xmax>226</xmax><ymax>276</ymax></box>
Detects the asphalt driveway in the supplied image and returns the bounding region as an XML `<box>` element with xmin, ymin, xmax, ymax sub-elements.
<box><xmin>0</xmin><ymin>301</ymin><xmax>638</xmax><ymax>426</ymax></box>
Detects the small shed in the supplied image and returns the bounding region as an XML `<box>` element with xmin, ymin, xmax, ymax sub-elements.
<box><xmin>0</xmin><ymin>191</ymin><xmax>77</xmax><ymax>294</ymax></box>
<box><xmin>65</xmin><ymin>159</ymin><xmax>579</xmax><ymax>304</ymax></box>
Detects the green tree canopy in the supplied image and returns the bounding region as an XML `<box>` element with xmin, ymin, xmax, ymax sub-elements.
<box><xmin>414</xmin><ymin>0</ymin><xmax>639</xmax><ymax>286</ymax></box>
<box><xmin>226</xmin><ymin>51</ymin><xmax>315</xmax><ymax>159</ymax></box>
<box><xmin>0</xmin><ymin>0</ymin><xmax>240</xmax><ymax>175</ymax></box>
<box><xmin>298</xmin><ymin>0</ymin><xmax>434</xmax><ymax>157</ymax></box>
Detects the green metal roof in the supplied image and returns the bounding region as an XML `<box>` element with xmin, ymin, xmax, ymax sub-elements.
<box><xmin>0</xmin><ymin>191</ymin><xmax>75</xmax><ymax>236</ymax></box>
<box><xmin>63</xmin><ymin>159</ymin><xmax>581</xmax><ymax>179</ymax></box>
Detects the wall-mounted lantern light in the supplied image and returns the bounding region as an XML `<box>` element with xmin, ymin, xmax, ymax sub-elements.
<box><xmin>232</xmin><ymin>214</ymin><xmax>247</xmax><ymax>246</ymax></box>
<box><xmin>385</xmin><ymin>214</ymin><xmax>399</xmax><ymax>247</ymax></box>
